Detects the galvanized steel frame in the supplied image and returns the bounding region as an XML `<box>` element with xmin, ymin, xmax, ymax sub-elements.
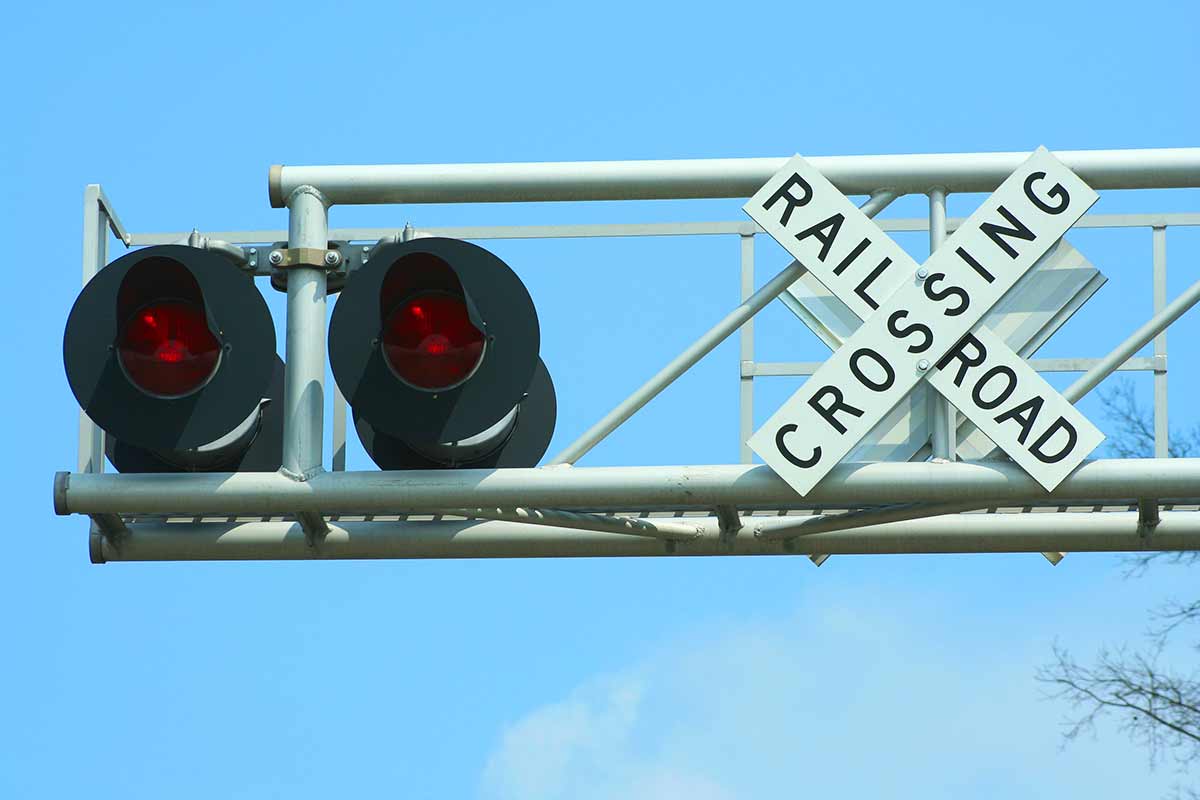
<box><xmin>63</xmin><ymin>148</ymin><xmax>1200</xmax><ymax>562</ymax></box>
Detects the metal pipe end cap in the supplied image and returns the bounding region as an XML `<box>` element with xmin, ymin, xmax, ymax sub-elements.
<box><xmin>89</xmin><ymin>531</ymin><xmax>107</xmax><ymax>564</ymax></box>
<box><xmin>53</xmin><ymin>471</ymin><xmax>70</xmax><ymax>516</ymax></box>
<box><xmin>268</xmin><ymin>165</ymin><xmax>285</xmax><ymax>208</ymax></box>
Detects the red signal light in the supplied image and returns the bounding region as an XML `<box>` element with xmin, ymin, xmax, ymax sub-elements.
<box><xmin>382</xmin><ymin>293</ymin><xmax>485</xmax><ymax>390</ymax></box>
<box><xmin>117</xmin><ymin>301</ymin><xmax>221</xmax><ymax>397</ymax></box>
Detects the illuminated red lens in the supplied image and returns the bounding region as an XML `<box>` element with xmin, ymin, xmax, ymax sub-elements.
<box><xmin>383</xmin><ymin>293</ymin><xmax>485</xmax><ymax>389</ymax></box>
<box><xmin>118</xmin><ymin>301</ymin><xmax>221</xmax><ymax>397</ymax></box>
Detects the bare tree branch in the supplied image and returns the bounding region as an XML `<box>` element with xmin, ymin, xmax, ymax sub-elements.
<box><xmin>1098</xmin><ymin>380</ymin><xmax>1200</xmax><ymax>460</ymax></box>
<box><xmin>1037</xmin><ymin>644</ymin><xmax>1200</xmax><ymax>770</ymax></box>
<box><xmin>1125</xmin><ymin>551</ymin><xmax>1200</xmax><ymax>578</ymax></box>
<box><xmin>1040</xmin><ymin>380</ymin><xmax>1200</xmax><ymax>792</ymax></box>
<box><xmin>1153</xmin><ymin>599</ymin><xmax>1200</xmax><ymax>649</ymax></box>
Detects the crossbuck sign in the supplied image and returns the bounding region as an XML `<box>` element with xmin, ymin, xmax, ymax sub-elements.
<box><xmin>745</xmin><ymin>147</ymin><xmax>1105</xmax><ymax>495</ymax></box>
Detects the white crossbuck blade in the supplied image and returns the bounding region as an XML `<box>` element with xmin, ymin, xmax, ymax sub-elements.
<box><xmin>783</xmin><ymin>237</ymin><xmax>1106</xmax><ymax>463</ymax></box>
<box><xmin>745</xmin><ymin>147</ymin><xmax>1105</xmax><ymax>496</ymax></box>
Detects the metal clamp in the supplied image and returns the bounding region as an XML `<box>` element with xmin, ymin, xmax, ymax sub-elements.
<box><xmin>267</xmin><ymin>247</ymin><xmax>343</xmax><ymax>269</ymax></box>
<box><xmin>1137</xmin><ymin>498</ymin><xmax>1161</xmax><ymax>539</ymax></box>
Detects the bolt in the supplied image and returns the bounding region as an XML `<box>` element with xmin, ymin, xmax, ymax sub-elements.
<box><xmin>917</xmin><ymin>267</ymin><xmax>929</xmax><ymax>280</ymax></box>
<box><xmin>268</xmin><ymin>250</ymin><xmax>284</xmax><ymax>266</ymax></box>
<box><xmin>324</xmin><ymin>250</ymin><xmax>341</xmax><ymax>267</ymax></box>
<box><xmin>249</xmin><ymin>248</ymin><xmax>258</xmax><ymax>255</ymax></box>
<box><xmin>917</xmin><ymin>359</ymin><xmax>931</xmax><ymax>371</ymax></box>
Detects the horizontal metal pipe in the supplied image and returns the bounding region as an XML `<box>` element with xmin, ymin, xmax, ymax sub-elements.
<box><xmin>269</xmin><ymin>149</ymin><xmax>1200</xmax><ymax>207</ymax></box>
<box><xmin>55</xmin><ymin>458</ymin><xmax>1200</xmax><ymax>517</ymax></box>
<box><xmin>749</xmin><ymin>357</ymin><xmax>1161</xmax><ymax>377</ymax></box>
<box><xmin>92</xmin><ymin>511</ymin><xmax>1200</xmax><ymax>562</ymax></box>
<box><xmin>125</xmin><ymin>212</ymin><xmax>1200</xmax><ymax>248</ymax></box>
<box><xmin>126</xmin><ymin>211</ymin><xmax>1200</xmax><ymax>248</ymax></box>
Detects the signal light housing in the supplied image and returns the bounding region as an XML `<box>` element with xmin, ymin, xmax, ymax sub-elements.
<box><xmin>64</xmin><ymin>244</ymin><xmax>281</xmax><ymax>472</ymax></box>
<box><xmin>329</xmin><ymin>237</ymin><xmax>556</xmax><ymax>469</ymax></box>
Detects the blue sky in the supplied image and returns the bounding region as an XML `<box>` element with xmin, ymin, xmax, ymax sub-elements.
<box><xmin>3</xmin><ymin>0</ymin><xmax>1199</xmax><ymax>796</ymax></box>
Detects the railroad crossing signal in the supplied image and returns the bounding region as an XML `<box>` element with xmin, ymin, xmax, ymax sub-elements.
<box><xmin>327</xmin><ymin>236</ymin><xmax>556</xmax><ymax>469</ymax></box>
<box><xmin>63</xmin><ymin>238</ymin><xmax>556</xmax><ymax>474</ymax></box>
<box><xmin>745</xmin><ymin>147</ymin><xmax>1105</xmax><ymax>495</ymax></box>
<box><xmin>63</xmin><ymin>244</ymin><xmax>284</xmax><ymax>472</ymax></box>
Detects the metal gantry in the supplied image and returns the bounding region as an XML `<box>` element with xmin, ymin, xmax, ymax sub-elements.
<box><xmin>59</xmin><ymin>149</ymin><xmax>1200</xmax><ymax>563</ymax></box>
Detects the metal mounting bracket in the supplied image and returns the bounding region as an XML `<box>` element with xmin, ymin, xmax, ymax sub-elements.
<box><xmin>267</xmin><ymin>246</ymin><xmax>342</xmax><ymax>270</ymax></box>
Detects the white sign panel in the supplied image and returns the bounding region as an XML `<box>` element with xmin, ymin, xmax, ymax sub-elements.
<box><xmin>745</xmin><ymin>148</ymin><xmax>1101</xmax><ymax>495</ymax></box>
<box><xmin>749</xmin><ymin>154</ymin><xmax>914</xmax><ymax>321</ymax></box>
<box><xmin>782</xmin><ymin>238</ymin><xmax>1106</xmax><ymax>463</ymax></box>
<box><xmin>925</xmin><ymin>329</ymin><xmax>1105</xmax><ymax>488</ymax></box>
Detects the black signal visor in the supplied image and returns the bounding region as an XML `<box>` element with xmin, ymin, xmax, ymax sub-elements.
<box><xmin>355</xmin><ymin>358</ymin><xmax>557</xmax><ymax>470</ymax></box>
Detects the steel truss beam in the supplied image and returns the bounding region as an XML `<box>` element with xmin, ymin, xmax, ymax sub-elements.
<box><xmin>64</xmin><ymin>149</ymin><xmax>1200</xmax><ymax>562</ymax></box>
<box><xmin>90</xmin><ymin>511</ymin><xmax>1200</xmax><ymax>563</ymax></box>
<box><xmin>55</xmin><ymin>458</ymin><xmax>1200</xmax><ymax>517</ymax></box>
<box><xmin>125</xmin><ymin>212</ymin><xmax>1200</xmax><ymax>249</ymax></box>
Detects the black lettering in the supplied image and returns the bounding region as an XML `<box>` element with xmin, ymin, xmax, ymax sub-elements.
<box><xmin>849</xmin><ymin>348</ymin><xmax>895</xmax><ymax>392</ymax></box>
<box><xmin>776</xmin><ymin>424</ymin><xmax>821</xmax><ymax>468</ymax></box>
<box><xmin>935</xmin><ymin>333</ymin><xmax>987</xmax><ymax>386</ymax></box>
<box><xmin>923</xmin><ymin>273</ymin><xmax>969</xmax><ymax>316</ymax></box>
<box><xmin>794</xmin><ymin>213</ymin><xmax>844</xmax><ymax>261</ymax></box>
<box><xmin>1024</xmin><ymin>171</ymin><xmax>1070</xmax><ymax>215</ymax></box>
<box><xmin>955</xmin><ymin>246</ymin><xmax>995</xmax><ymax>284</ymax></box>
<box><xmin>1030</xmin><ymin>416</ymin><xmax>1079</xmax><ymax>463</ymax></box>
<box><xmin>833</xmin><ymin>237</ymin><xmax>872</xmax><ymax>276</ymax></box>
<box><xmin>808</xmin><ymin>385</ymin><xmax>864</xmax><ymax>435</ymax></box>
<box><xmin>854</xmin><ymin>258</ymin><xmax>891</xmax><ymax>310</ymax></box>
<box><xmin>971</xmin><ymin>365</ymin><xmax>1017</xmax><ymax>410</ymax></box>
<box><xmin>994</xmin><ymin>395</ymin><xmax>1045</xmax><ymax>445</ymax></box>
<box><xmin>886</xmin><ymin>310</ymin><xmax>933</xmax><ymax>354</ymax></box>
<box><xmin>762</xmin><ymin>173</ymin><xmax>812</xmax><ymax>226</ymax></box>
<box><xmin>981</xmin><ymin>205</ymin><xmax>1036</xmax><ymax>258</ymax></box>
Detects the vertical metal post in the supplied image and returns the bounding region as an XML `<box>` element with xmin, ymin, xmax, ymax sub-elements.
<box><xmin>78</xmin><ymin>185</ymin><xmax>108</xmax><ymax>474</ymax></box>
<box><xmin>928</xmin><ymin>188</ymin><xmax>956</xmax><ymax>459</ymax></box>
<box><xmin>332</xmin><ymin>384</ymin><xmax>347</xmax><ymax>472</ymax></box>
<box><xmin>738</xmin><ymin>233</ymin><xmax>755</xmax><ymax>464</ymax></box>
<box><xmin>282</xmin><ymin>186</ymin><xmax>330</xmax><ymax>478</ymax></box>
<box><xmin>1152</xmin><ymin>226</ymin><xmax>1169</xmax><ymax>457</ymax></box>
